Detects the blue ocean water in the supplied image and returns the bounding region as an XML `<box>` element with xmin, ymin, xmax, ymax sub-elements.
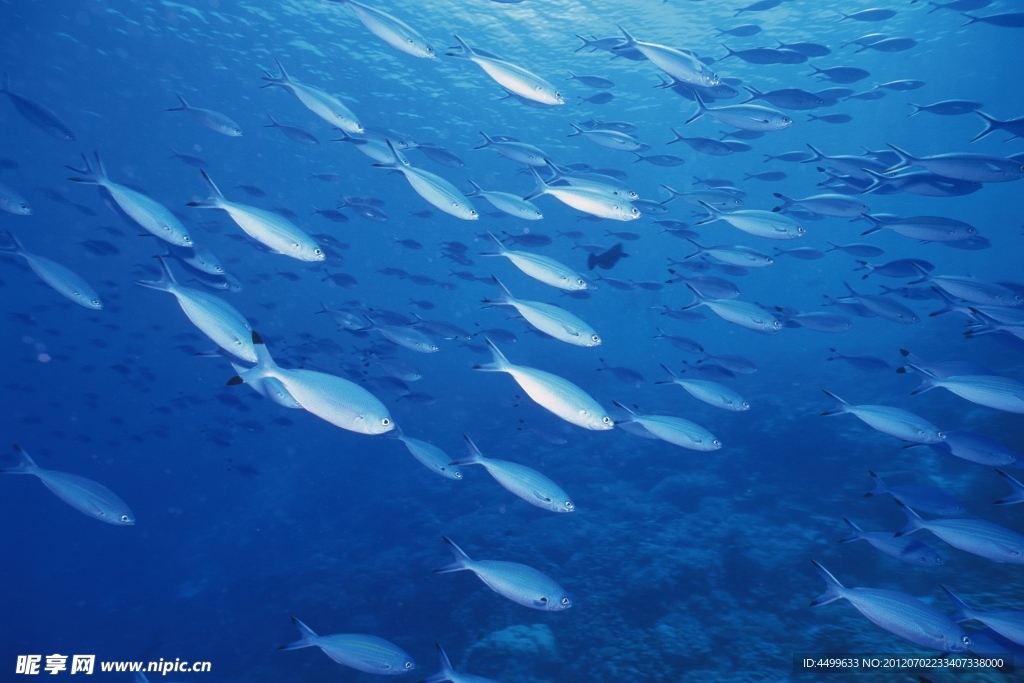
<box><xmin>2</xmin><ymin>0</ymin><xmax>1023</xmax><ymax>681</ymax></box>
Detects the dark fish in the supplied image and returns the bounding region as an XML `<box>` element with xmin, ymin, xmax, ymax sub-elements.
<box><xmin>971</xmin><ymin>111</ymin><xmax>1024</xmax><ymax>142</ymax></box>
<box><xmin>763</xmin><ymin>151</ymin><xmax>815</xmax><ymax>162</ymax></box>
<box><xmin>339</xmin><ymin>198</ymin><xmax>389</xmax><ymax>222</ymax></box>
<box><xmin>827</xmin><ymin>348</ymin><xmax>890</xmax><ymax>372</ymax></box>
<box><xmin>169</xmin><ymin>148</ymin><xmax>207</xmax><ymax>167</ymax></box>
<box><xmin>962</xmin><ymin>12</ymin><xmax>1024</xmax><ymax>28</ymax></box>
<box><xmin>633</xmin><ymin>152</ymin><xmax>684</xmax><ymax>166</ymax></box>
<box><xmin>776</xmin><ymin>41</ymin><xmax>831</xmax><ymax>57</ymax></box>
<box><xmin>236</xmin><ymin>184</ymin><xmax>267</xmax><ymax>198</ymax></box>
<box><xmin>322</xmin><ymin>272</ymin><xmax>358</xmax><ymax>288</ymax></box>
<box><xmin>0</xmin><ymin>75</ymin><xmax>75</xmax><ymax>140</ymax></box>
<box><xmin>669</xmin><ymin>130</ymin><xmax>734</xmax><ymax>156</ymax></box>
<box><xmin>715</xmin><ymin>25</ymin><xmax>762</xmax><ymax>37</ymax></box>
<box><xmin>858</xmin><ymin>37</ymin><xmax>917</xmax><ymax>52</ymax></box>
<box><xmin>264</xmin><ymin>115</ymin><xmax>318</xmax><ymax>144</ymax></box>
<box><xmin>311</xmin><ymin>208</ymin><xmax>349</xmax><ymax>223</ymax></box>
<box><xmin>722</xmin><ymin>139</ymin><xmax>752</xmax><ymax>152</ymax></box>
<box><xmin>735</xmin><ymin>0</ymin><xmax>783</xmax><ymax>16</ymax></box>
<box><xmin>604</xmin><ymin>230</ymin><xmax>640</xmax><ymax>241</ymax></box>
<box><xmin>909</xmin><ymin>100</ymin><xmax>984</xmax><ymax>117</ymax></box>
<box><xmin>926</xmin><ymin>0</ymin><xmax>991</xmax><ymax>12</ymax></box>
<box><xmin>808</xmin><ymin>113</ymin><xmax>853</xmax><ymax>124</ymax></box>
<box><xmin>846</xmin><ymin>89</ymin><xmax>887</xmax><ymax>101</ymax></box>
<box><xmin>773</xmin><ymin>246</ymin><xmax>823</xmax><ymax>260</ymax></box>
<box><xmin>78</xmin><ymin>239</ymin><xmax>120</xmax><ymax>256</ymax></box>
<box><xmin>809</xmin><ymin>64</ymin><xmax>870</xmax><ymax>83</ymax></box>
<box><xmin>744</xmin><ymin>171</ymin><xmax>786</xmax><ymax>181</ymax></box>
<box><xmin>838</xmin><ymin>8</ymin><xmax>897</xmax><ymax>21</ymax></box>
<box><xmin>394</xmin><ymin>238</ymin><xmax>422</xmax><ymax>250</ymax></box>
<box><xmin>0</xmin><ymin>158</ymin><xmax>19</xmax><ymax>170</ymax></box>
<box><xmin>501</xmin><ymin>231</ymin><xmax>552</xmax><ymax>247</ymax></box>
<box><xmin>587</xmin><ymin>243</ymin><xmax>629</xmax><ymax>271</ymax></box>
<box><xmin>594</xmin><ymin>275</ymin><xmax>633</xmax><ymax>290</ymax></box>
<box><xmin>856</xmin><ymin>259</ymin><xmax>934</xmax><ymax>279</ymax></box>
<box><xmin>634</xmin><ymin>199</ymin><xmax>669</xmax><ymax>215</ymax></box>
<box><xmin>567</xmin><ymin>73</ymin><xmax>615</xmax><ymax>89</ymax></box>
<box><xmin>271</xmin><ymin>207</ymin><xmax>297</xmax><ymax>218</ymax></box>
<box><xmin>596</xmin><ymin>358</ymin><xmax>645</xmax><ymax>387</ymax></box>
<box><xmin>415</xmin><ymin>143</ymin><xmax>465</xmax><ymax>168</ymax></box>
<box><xmin>742</xmin><ymin>86</ymin><xmax>824</xmax><ymax>110</ymax></box>
<box><xmin>720</xmin><ymin>45</ymin><xmax>805</xmax><ymax>64</ymax></box>
<box><xmin>578</xmin><ymin>92</ymin><xmax>614</xmax><ymax>105</ymax></box>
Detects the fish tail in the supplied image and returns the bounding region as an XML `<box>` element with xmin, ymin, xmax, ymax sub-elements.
<box><xmin>450</xmin><ymin>434</ymin><xmax>485</xmax><ymax>466</ymax></box>
<box><xmin>166</xmin><ymin>92</ymin><xmax>189</xmax><ymax>112</ymax></box>
<box><xmin>134</xmin><ymin>255</ymin><xmax>178</xmax><ymax>291</ymax></box>
<box><xmin>264</xmin><ymin>114</ymin><xmax>279</xmax><ymax>127</ymax></box>
<box><xmin>523</xmin><ymin>167</ymin><xmax>547</xmax><ymax>202</ymax></box>
<box><xmin>666</xmin><ymin>127</ymin><xmax>684</xmax><ymax>145</ymax></box>
<box><xmin>960</xmin><ymin>13</ymin><xmax>980</xmax><ymax>26</ymax></box>
<box><xmin>611</xmin><ymin>399</ymin><xmax>637</xmax><ymax>417</ymax></box>
<box><xmin>432</xmin><ymin>644</ymin><xmax>456</xmax><ymax>680</ymax></box>
<box><xmin>772</xmin><ymin>192</ymin><xmax>793</xmax><ymax>211</ymax></box>
<box><xmin>925</xmin><ymin>2</ymin><xmax>941</xmax><ymax>14</ymax></box>
<box><xmin>681</xmin><ymin>283</ymin><xmax>706</xmax><ymax>309</ymax></box>
<box><xmin>473</xmin><ymin>337</ymin><xmax>510</xmax><ymax>373</ymax></box>
<box><xmin>187</xmin><ymin>169</ymin><xmax>225</xmax><ymax>209</ymax></box>
<box><xmin>741</xmin><ymin>85</ymin><xmax>761</xmax><ymax>103</ymax></box>
<box><xmin>683</xmin><ymin>238</ymin><xmax>704</xmax><ymax>259</ymax></box>
<box><xmin>65</xmin><ymin>151</ymin><xmax>107</xmax><ymax>185</ymax></box>
<box><xmin>487</xmin><ymin>275</ymin><xmax>514</xmax><ymax>305</ymax></box>
<box><xmin>905</xmin><ymin>364</ymin><xmax>938</xmax><ymax>395</ymax></box>
<box><xmin>473</xmin><ymin>130</ymin><xmax>494</xmax><ymax>149</ymax></box>
<box><xmin>884</xmin><ymin>143</ymin><xmax>913</xmax><ymax>171</ymax></box>
<box><xmin>656</xmin><ymin>363</ymin><xmax>679</xmax><ymax>383</ymax></box>
<box><xmin>720</xmin><ymin>43</ymin><xmax>737</xmax><ymax>59</ymax></box>
<box><xmin>567</xmin><ymin>123</ymin><xmax>584</xmax><ymax>137</ymax></box>
<box><xmin>865</xmin><ymin>469</ymin><xmax>888</xmax><ymax>497</ymax></box>
<box><xmin>693</xmin><ymin>200</ymin><xmax>721</xmax><ymax>226</ymax></box>
<box><xmin>939</xmin><ymin>586</ymin><xmax>974</xmax><ymax>622</ymax></box>
<box><xmin>1</xmin><ymin>229</ymin><xmax>24</xmax><ymax>255</ymax></box>
<box><xmin>893</xmin><ymin>499</ymin><xmax>924</xmax><ymax>537</ymax></box>
<box><xmin>968</xmin><ymin>110</ymin><xmax>1000</xmax><ymax>143</ymax></box>
<box><xmin>434</xmin><ymin>536</ymin><xmax>472</xmax><ymax>573</ymax></box>
<box><xmin>994</xmin><ymin>469</ymin><xmax>1024</xmax><ymax>505</ymax></box>
<box><xmin>809</xmin><ymin>560</ymin><xmax>846</xmax><ymax>606</ymax></box>
<box><xmin>803</xmin><ymin>143</ymin><xmax>824</xmax><ymax>163</ymax></box>
<box><xmin>227</xmin><ymin>332</ymin><xmax>275</xmax><ymax>385</ymax></box>
<box><xmin>838</xmin><ymin>517</ymin><xmax>865</xmax><ymax>543</ymax></box>
<box><xmin>277</xmin><ymin>616</ymin><xmax>318</xmax><ymax>651</ymax></box>
<box><xmin>447</xmin><ymin>34</ymin><xmax>474</xmax><ymax>59</ymax></box>
<box><xmin>820</xmin><ymin>389</ymin><xmax>849</xmax><ymax>416</ymax></box>
<box><xmin>464</xmin><ymin>180</ymin><xmax>482</xmax><ymax>197</ymax></box>
<box><xmin>1</xmin><ymin>444</ymin><xmax>38</xmax><ymax>474</ymax></box>
<box><xmin>615</xmin><ymin>24</ymin><xmax>636</xmax><ymax>44</ymax></box>
<box><xmin>685</xmin><ymin>91</ymin><xmax>707</xmax><ymax>125</ymax></box>
<box><xmin>478</xmin><ymin>231</ymin><xmax>506</xmax><ymax>256</ymax></box>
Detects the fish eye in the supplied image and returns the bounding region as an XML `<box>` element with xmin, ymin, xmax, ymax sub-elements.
<box><xmin>183</xmin><ymin>236</ymin><xmax>192</xmax><ymax>244</ymax></box>
<box><xmin>404</xmin><ymin>661</ymin><xmax>414</xmax><ymax>670</ymax></box>
<box><xmin>962</xmin><ymin>636</ymin><xmax>971</xmax><ymax>646</ymax></box>
<box><xmin>92</xmin><ymin>299</ymin><xmax>100</xmax><ymax>306</ymax></box>
<box><xmin>314</xmin><ymin>248</ymin><xmax>323</xmax><ymax>256</ymax></box>
<box><xmin>631</xmin><ymin>208</ymin><xmax>640</xmax><ymax>215</ymax></box>
<box><xmin>560</xmin><ymin>597</ymin><xmax>570</xmax><ymax>605</ymax></box>
<box><xmin>741</xmin><ymin>402</ymin><xmax>749</xmax><ymax>409</ymax></box>
<box><xmin>430</xmin><ymin>345</ymin><xmax>438</xmax><ymax>351</ymax></box>
<box><xmin>797</xmin><ymin>227</ymin><xmax>806</xmax><ymax>234</ymax></box>
<box><xmin>555</xmin><ymin>92</ymin><xmax>561</xmax><ymax>98</ymax></box>
<box><xmin>784</xmin><ymin>117</ymin><xmax>792</xmax><ymax>124</ymax></box>
<box><xmin>469</xmin><ymin>210</ymin><xmax>478</xmax><ymax>217</ymax></box>
<box><xmin>937</xmin><ymin>431</ymin><xmax>946</xmax><ymax>440</ymax></box>
<box><xmin>772</xmin><ymin>320</ymin><xmax>782</xmax><ymax>328</ymax></box>
<box><xmin>602</xmin><ymin>416</ymin><xmax>612</xmax><ymax>424</ymax></box>
<box><xmin>577</xmin><ymin>278</ymin><xmax>585</xmax><ymax>286</ymax></box>
<box><xmin>120</xmin><ymin>515</ymin><xmax>131</xmax><ymax>523</ymax></box>
<box><xmin>381</xmin><ymin>417</ymin><xmax>391</xmax><ymax>427</ymax></box>
<box><xmin>591</xmin><ymin>334</ymin><xmax>600</xmax><ymax>343</ymax></box>
<box><xmin>713</xmin><ymin>439</ymin><xmax>722</xmax><ymax>447</ymax></box>
<box><xmin>454</xmin><ymin>471</ymin><xmax>462</xmax><ymax>479</ymax></box>
<box><xmin>564</xmin><ymin>501</ymin><xmax>574</xmax><ymax>511</ymax></box>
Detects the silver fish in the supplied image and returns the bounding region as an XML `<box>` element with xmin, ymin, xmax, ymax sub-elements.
<box><xmin>0</xmin><ymin>180</ymin><xmax>31</xmax><ymax>215</ymax></box>
<box><xmin>187</xmin><ymin>170</ymin><xmax>323</xmax><ymax>261</ymax></box>
<box><xmin>696</xmin><ymin>201</ymin><xmax>805</xmax><ymax>240</ymax></box>
<box><xmin>447</xmin><ymin>36</ymin><xmax>562</xmax><ymax>105</ymax></box>
<box><xmin>908</xmin><ymin>365</ymin><xmax>1024</xmax><ymax>414</ymax></box>
<box><xmin>364</xmin><ymin>313</ymin><xmax>438</xmax><ymax>353</ymax></box>
<box><xmin>685</xmin><ymin>239</ymin><xmax>774</xmax><ymax>267</ymax></box>
<box><xmin>613</xmin><ymin>400</ymin><xmax>721</xmax><ymax>450</ymax></box>
<box><xmin>434</xmin><ymin>536</ymin><xmax>572</xmax><ymax>611</ymax></box>
<box><xmin>388</xmin><ymin>425</ymin><xmax>461</xmax><ymax>480</ymax></box>
<box><xmin>229</xmin><ymin>332</ymin><xmax>394</xmax><ymax>435</ymax></box>
<box><xmin>821</xmin><ymin>390</ymin><xmax>944</xmax><ymax>443</ymax></box>
<box><xmin>683</xmin><ymin>284</ymin><xmax>781</xmax><ymax>334</ymax></box>
<box><xmin>943</xmin><ymin>587</ymin><xmax>1024</xmax><ymax>647</ymax></box>
<box><xmin>67</xmin><ymin>152</ymin><xmax>191</xmax><ymax>247</ymax></box>
<box><xmin>261</xmin><ymin>59</ymin><xmax>363</xmax><ymax>134</ymax></box>
<box><xmin>773</xmin><ymin>192</ymin><xmax>869</xmax><ymax>217</ymax></box>
<box><xmin>864</xmin><ymin>470</ymin><xmax>964</xmax><ymax>516</ymax></box>
<box><xmin>278</xmin><ymin>617</ymin><xmax>414</xmax><ymax>674</ymax></box>
<box><xmin>810</xmin><ymin>561</ymin><xmax>971</xmax><ymax>652</ymax></box>
<box><xmin>475</xmin><ymin>131</ymin><xmax>548</xmax><ymax>166</ymax></box>
<box><xmin>839</xmin><ymin>518</ymin><xmax>944</xmax><ymax>566</ymax></box>
<box><xmin>687</xmin><ymin>92</ymin><xmax>793</xmax><ymax>131</ymax></box>
<box><xmin>375</xmin><ymin>141</ymin><xmax>477</xmax><ymax>220</ymax></box>
<box><xmin>568</xmin><ymin>123</ymin><xmax>642</xmax><ymax>151</ymax></box>
<box><xmin>328</xmin><ymin>0</ymin><xmax>435</xmax><ymax>58</ymax></box>
<box><xmin>2</xmin><ymin>445</ymin><xmax>134</xmax><ymax>525</ymax></box>
<box><xmin>484</xmin><ymin>276</ymin><xmax>600</xmax><ymax>347</ymax></box>
<box><xmin>526</xmin><ymin>168</ymin><xmax>640</xmax><ymax>221</ymax></box>
<box><xmin>466</xmin><ymin>181</ymin><xmax>542</xmax><ymax>220</ymax></box>
<box><xmin>424</xmin><ymin>644</ymin><xmax>500</xmax><ymax>683</ymax></box>
<box><xmin>657</xmin><ymin>364</ymin><xmax>749</xmax><ymax>411</ymax></box>
<box><xmin>473</xmin><ymin>338</ymin><xmax>612</xmax><ymax>430</ymax></box>
<box><xmin>614</xmin><ymin>26</ymin><xmax>718</xmax><ymax>87</ymax></box>
<box><xmin>908</xmin><ymin>262</ymin><xmax>1022</xmax><ymax>307</ymax></box>
<box><xmin>896</xmin><ymin>501</ymin><xmax>1024</xmax><ymax>564</ymax></box>
<box><xmin>475</xmin><ymin>233</ymin><xmax>581</xmax><ymax>290</ymax></box>
<box><xmin>454</xmin><ymin>434</ymin><xmax>574</xmax><ymax>513</ymax></box>
<box><xmin>2</xmin><ymin>231</ymin><xmax>102</xmax><ymax>309</ymax></box>
<box><xmin>137</xmin><ymin>257</ymin><xmax>255</xmax><ymax>361</ymax></box>
<box><xmin>887</xmin><ymin>144</ymin><xmax>1024</xmax><ymax>183</ymax></box>
<box><xmin>166</xmin><ymin>93</ymin><xmax>241</xmax><ymax>136</ymax></box>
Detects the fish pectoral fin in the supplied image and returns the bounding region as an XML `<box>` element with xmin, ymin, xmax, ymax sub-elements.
<box><xmin>531</xmin><ymin>490</ymin><xmax>553</xmax><ymax>502</ymax></box>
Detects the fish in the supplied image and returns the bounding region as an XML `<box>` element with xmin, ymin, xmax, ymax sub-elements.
<box><xmin>808</xmin><ymin>64</ymin><xmax>870</xmax><ymax>83</ymax></box>
<box><xmin>773</xmin><ymin>247</ymin><xmax>823</xmax><ymax>260</ymax></box>
<box><xmin>587</xmin><ymin>243</ymin><xmax>630</xmax><ymax>270</ymax></box>
<box><xmin>446</xmin><ymin>35</ymin><xmax>562</xmax><ymax>105</ymax></box>
<box><xmin>187</xmin><ymin>170</ymin><xmax>323</xmax><ymax>261</ymax></box>
<box><xmin>683</xmin><ymin>284</ymin><xmax>781</xmax><ymax>334</ymax></box>
<box><xmin>821</xmin><ymin>390</ymin><xmax>944</xmax><ymax>443</ymax></box>
<box><xmin>484</xmin><ymin>276</ymin><xmax>600</xmax><ymax>347</ymax></box>
<box><xmin>687</xmin><ymin>92</ymin><xmax>793</xmax><ymax>131</ymax></box>
<box><xmin>465</xmin><ymin>182</ymin><xmax>541</xmax><ymax>220</ymax></box>
<box><xmin>886</xmin><ymin>144</ymin><xmax>1024</xmax><ymax>183</ymax></box>
<box><xmin>363</xmin><ymin>313</ymin><xmax>438</xmax><ymax>353</ymax></box>
<box><xmin>657</xmin><ymin>364</ymin><xmax>749</xmax><ymax>411</ymax></box>
<box><xmin>895</xmin><ymin>500</ymin><xmax>1024</xmax><ymax>564</ymax></box>
<box><xmin>773</xmin><ymin>192</ymin><xmax>869</xmax><ymax>217</ymax></box>
<box><xmin>569</xmin><ymin>123</ymin><xmax>642</xmax><ymax>151</ymax></box>
<box><xmin>994</xmin><ymin>470</ymin><xmax>1024</xmax><ymax>506</ymax></box>
<box><xmin>228</xmin><ymin>332</ymin><xmax>394</xmax><ymax>435</ymax></box>
<box><xmin>669</xmin><ymin>131</ymin><xmax>735</xmax><ymax>156</ymax></box>
<box><xmin>261</xmin><ymin>59</ymin><xmax>363</xmax><ymax>134</ymax></box>
<box><xmin>166</xmin><ymin>93</ymin><xmax>241</xmax><ymax>136</ymax></box>
<box><xmin>859</xmin><ymin>214</ymin><xmax>977</xmax><ymax>242</ymax></box>
<box><xmin>387</xmin><ymin>425</ymin><xmax>461</xmax><ymax>480</ymax></box>
<box><xmin>970</xmin><ymin>110</ymin><xmax>1024</xmax><ymax>143</ymax></box>
<box><xmin>474</xmin><ymin>131</ymin><xmax>548</xmax><ymax>165</ymax></box>
<box><xmin>613</xmin><ymin>26</ymin><xmax>718</xmax><ymax>88</ymax></box>
<box><xmin>278</xmin><ymin>616</ymin><xmax>415</xmax><ymax>674</ymax></box>
<box><xmin>1</xmin><ymin>445</ymin><xmax>134</xmax><ymax>525</ymax></box>
<box><xmin>962</xmin><ymin>12</ymin><xmax>1024</xmax><ymax>28</ymax></box>
<box><xmin>612</xmin><ymin>401</ymin><xmax>721</xmax><ymax>450</ymax></box>
<box><xmin>423</xmin><ymin>643</ymin><xmax>500</xmax><ymax>683</ymax></box>
<box><xmin>596</xmin><ymin>358</ymin><xmax>645</xmax><ymax>387</ymax></box>
<box><xmin>1</xmin><ymin>231</ymin><xmax>102</xmax><ymax>310</ymax></box>
<box><xmin>928</xmin><ymin>430</ymin><xmax>1018</xmax><ymax>467</ymax></box>
<box><xmin>839</xmin><ymin>518</ymin><xmax>944</xmax><ymax>566</ymax></box>
<box><xmin>809</xmin><ymin>561</ymin><xmax>971</xmax><ymax>652</ymax></box>
<box><xmin>864</xmin><ymin>470</ymin><xmax>964</xmax><ymax>516</ymax></box>
<box><xmin>686</xmin><ymin>239</ymin><xmax>773</xmax><ymax>268</ymax></box>
<box><xmin>838</xmin><ymin>8</ymin><xmax>897</xmax><ymax>21</ymax></box>
<box><xmin>826</xmin><ymin>349</ymin><xmax>889</xmax><ymax>372</ymax></box>
<box><xmin>907</xmin><ymin>365</ymin><xmax>1024</xmax><ymax>414</ymax></box>
<box><xmin>229</xmin><ymin>362</ymin><xmax>301</xmax><ymax>409</ymax></box>
<box><xmin>454</xmin><ymin>434</ymin><xmax>574</xmax><ymax>513</ymax></box>
<box><xmin>525</xmin><ymin>168</ymin><xmax>639</xmax><ymax>222</ymax></box>
<box><xmin>374</xmin><ymin>141</ymin><xmax>477</xmax><ymax>220</ymax></box>
<box><xmin>0</xmin><ymin>73</ymin><xmax>75</xmax><ymax>140</ymax></box>
<box><xmin>264</xmin><ymin>115</ymin><xmax>318</xmax><ymax>144</ymax></box>
<box><xmin>328</xmin><ymin>0</ymin><xmax>435</xmax><ymax>58</ymax></box>
<box><xmin>0</xmin><ymin>181</ymin><xmax>31</xmax><ymax>215</ymax></box>
<box><xmin>136</xmin><ymin>257</ymin><xmax>255</xmax><ymax>362</ymax></box>
<box><xmin>473</xmin><ymin>338</ymin><xmax>612</xmax><ymax>430</ymax></box>
<box><xmin>434</xmin><ymin>536</ymin><xmax>572</xmax><ymax>611</ymax></box>
<box><xmin>697</xmin><ymin>201</ymin><xmax>805</xmax><ymax>240</ymax></box>
<box><xmin>942</xmin><ymin>587</ymin><xmax>1024</xmax><ymax>647</ymax></box>
<box><xmin>67</xmin><ymin>152</ymin><xmax>192</xmax><ymax>247</ymax></box>
<box><xmin>840</xmin><ymin>283</ymin><xmax>919</xmax><ymax>324</ymax></box>
<box><xmin>567</xmin><ymin>72</ymin><xmax>614</xmax><ymax>89</ymax></box>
